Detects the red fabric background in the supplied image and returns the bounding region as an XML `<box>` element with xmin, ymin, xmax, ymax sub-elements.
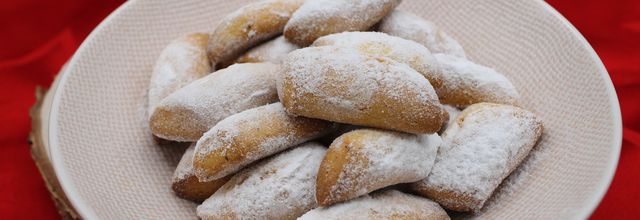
<box><xmin>0</xmin><ymin>0</ymin><xmax>638</xmax><ymax>219</ymax></box>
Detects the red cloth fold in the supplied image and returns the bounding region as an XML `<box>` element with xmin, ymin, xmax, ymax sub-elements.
<box><xmin>0</xmin><ymin>0</ymin><xmax>637</xmax><ymax>219</ymax></box>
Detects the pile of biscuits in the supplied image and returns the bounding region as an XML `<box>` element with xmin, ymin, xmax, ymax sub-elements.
<box><xmin>146</xmin><ymin>0</ymin><xmax>544</xmax><ymax>219</ymax></box>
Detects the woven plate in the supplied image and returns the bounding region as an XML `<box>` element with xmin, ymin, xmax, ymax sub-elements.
<box><xmin>45</xmin><ymin>0</ymin><xmax>621</xmax><ymax>219</ymax></box>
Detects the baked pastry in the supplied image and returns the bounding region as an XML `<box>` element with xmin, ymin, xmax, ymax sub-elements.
<box><xmin>277</xmin><ymin>46</ymin><xmax>447</xmax><ymax>134</ymax></box>
<box><xmin>312</xmin><ymin>32</ymin><xmax>517</xmax><ymax>108</ymax></box>
<box><xmin>377</xmin><ymin>10</ymin><xmax>466</xmax><ymax>58</ymax></box>
<box><xmin>313</xmin><ymin>31</ymin><xmax>440</xmax><ymax>84</ymax></box>
<box><xmin>410</xmin><ymin>103</ymin><xmax>543</xmax><ymax>212</ymax></box>
<box><xmin>300</xmin><ymin>190</ymin><xmax>450</xmax><ymax>220</ymax></box>
<box><xmin>433</xmin><ymin>54</ymin><xmax>520</xmax><ymax>107</ymax></box>
<box><xmin>147</xmin><ymin>33</ymin><xmax>211</xmax><ymax>118</ymax></box>
<box><xmin>193</xmin><ymin>102</ymin><xmax>335</xmax><ymax>181</ymax></box>
<box><xmin>316</xmin><ymin>129</ymin><xmax>441</xmax><ymax>206</ymax></box>
<box><xmin>284</xmin><ymin>0</ymin><xmax>401</xmax><ymax>46</ymax></box>
<box><xmin>235</xmin><ymin>36</ymin><xmax>299</xmax><ymax>64</ymax></box>
<box><xmin>172</xmin><ymin>144</ymin><xmax>229</xmax><ymax>202</ymax></box>
<box><xmin>149</xmin><ymin>63</ymin><xmax>279</xmax><ymax>142</ymax></box>
<box><xmin>207</xmin><ymin>0</ymin><xmax>304</xmax><ymax>66</ymax></box>
<box><xmin>197</xmin><ymin>143</ymin><xmax>325</xmax><ymax>220</ymax></box>
<box><xmin>439</xmin><ymin>105</ymin><xmax>461</xmax><ymax>135</ymax></box>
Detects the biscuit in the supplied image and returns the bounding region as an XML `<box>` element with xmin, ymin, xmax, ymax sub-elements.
<box><xmin>284</xmin><ymin>0</ymin><xmax>401</xmax><ymax>46</ymax></box>
<box><xmin>171</xmin><ymin>144</ymin><xmax>229</xmax><ymax>202</ymax></box>
<box><xmin>207</xmin><ymin>0</ymin><xmax>305</xmax><ymax>66</ymax></box>
<box><xmin>277</xmin><ymin>46</ymin><xmax>447</xmax><ymax>134</ymax></box>
<box><xmin>197</xmin><ymin>143</ymin><xmax>325</xmax><ymax>220</ymax></box>
<box><xmin>300</xmin><ymin>190</ymin><xmax>450</xmax><ymax>220</ymax></box>
<box><xmin>433</xmin><ymin>54</ymin><xmax>520</xmax><ymax>107</ymax></box>
<box><xmin>377</xmin><ymin>10</ymin><xmax>466</xmax><ymax>58</ymax></box>
<box><xmin>235</xmin><ymin>36</ymin><xmax>299</xmax><ymax>64</ymax></box>
<box><xmin>149</xmin><ymin>63</ymin><xmax>279</xmax><ymax>142</ymax></box>
<box><xmin>313</xmin><ymin>31</ymin><xmax>441</xmax><ymax>88</ymax></box>
<box><xmin>316</xmin><ymin>129</ymin><xmax>441</xmax><ymax>206</ymax></box>
<box><xmin>410</xmin><ymin>103</ymin><xmax>543</xmax><ymax>212</ymax></box>
<box><xmin>148</xmin><ymin>33</ymin><xmax>211</xmax><ymax>119</ymax></box>
<box><xmin>193</xmin><ymin>103</ymin><xmax>335</xmax><ymax>181</ymax></box>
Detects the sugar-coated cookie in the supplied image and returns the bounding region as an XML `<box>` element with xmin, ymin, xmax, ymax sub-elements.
<box><xmin>207</xmin><ymin>0</ymin><xmax>304</xmax><ymax>66</ymax></box>
<box><xmin>313</xmin><ymin>31</ymin><xmax>440</xmax><ymax>85</ymax></box>
<box><xmin>197</xmin><ymin>143</ymin><xmax>325</xmax><ymax>220</ymax></box>
<box><xmin>377</xmin><ymin>10</ymin><xmax>466</xmax><ymax>58</ymax></box>
<box><xmin>149</xmin><ymin>63</ymin><xmax>279</xmax><ymax>142</ymax></box>
<box><xmin>235</xmin><ymin>36</ymin><xmax>300</xmax><ymax>64</ymax></box>
<box><xmin>284</xmin><ymin>0</ymin><xmax>401</xmax><ymax>46</ymax></box>
<box><xmin>172</xmin><ymin>144</ymin><xmax>229</xmax><ymax>202</ymax></box>
<box><xmin>193</xmin><ymin>103</ymin><xmax>335</xmax><ymax>181</ymax></box>
<box><xmin>148</xmin><ymin>33</ymin><xmax>211</xmax><ymax>119</ymax></box>
<box><xmin>316</xmin><ymin>129</ymin><xmax>441</xmax><ymax>206</ymax></box>
<box><xmin>410</xmin><ymin>103</ymin><xmax>543</xmax><ymax>212</ymax></box>
<box><xmin>299</xmin><ymin>190</ymin><xmax>450</xmax><ymax>220</ymax></box>
<box><xmin>277</xmin><ymin>46</ymin><xmax>447</xmax><ymax>134</ymax></box>
<box><xmin>433</xmin><ymin>54</ymin><xmax>520</xmax><ymax>107</ymax></box>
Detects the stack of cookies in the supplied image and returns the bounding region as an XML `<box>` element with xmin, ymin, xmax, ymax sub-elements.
<box><xmin>145</xmin><ymin>0</ymin><xmax>544</xmax><ymax>219</ymax></box>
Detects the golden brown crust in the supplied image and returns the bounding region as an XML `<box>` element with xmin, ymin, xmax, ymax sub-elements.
<box><xmin>193</xmin><ymin>103</ymin><xmax>335</xmax><ymax>181</ymax></box>
<box><xmin>172</xmin><ymin>175</ymin><xmax>229</xmax><ymax>202</ymax></box>
<box><xmin>436</xmin><ymin>83</ymin><xmax>519</xmax><ymax>108</ymax></box>
<box><xmin>277</xmin><ymin>46</ymin><xmax>447</xmax><ymax>134</ymax></box>
<box><xmin>150</xmin><ymin>106</ymin><xmax>208</xmax><ymax>141</ymax></box>
<box><xmin>431</xmin><ymin>54</ymin><xmax>520</xmax><ymax>108</ymax></box>
<box><xmin>207</xmin><ymin>0</ymin><xmax>304</xmax><ymax>66</ymax></box>
<box><xmin>316</xmin><ymin>131</ymin><xmax>368</xmax><ymax>206</ymax></box>
<box><xmin>171</xmin><ymin>145</ymin><xmax>230</xmax><ymax>202</ymax></box>
<box><xmin>410</xmin><ymin>185</ymin><xmax>481</xmax><ymax>212</ymax></box>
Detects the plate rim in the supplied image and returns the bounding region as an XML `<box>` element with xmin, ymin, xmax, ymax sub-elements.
<box><xmin>48</xmin><ymin>0</ymin><xmax>135</xmax><ymax>219</ymax></box>
<box><xmin>537</xmin><ymin>1</ymin><xmax>622</xmax><ymax>219</ymax></box>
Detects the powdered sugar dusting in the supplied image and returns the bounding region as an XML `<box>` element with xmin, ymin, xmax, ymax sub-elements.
<box><xmin>299</xmin><ymin>190</ymin><xmax>448</xmax><ymax>220</ymax></box>
<box><xmin>377</xmin><ymin>10</ymin><xmax>466</xmax><ymax>58</ymax></box>
<box><xmin>197</xmin><ymin>143</ymin><xmax>326</xmax><ymax>220</ymax></box>
<box><xmin>237</xmin><ymin>36</ymin><xmax>300</xmax><ymax>64</ymax></box>
<box><xmin>148</xmin><ymin>33</ymin><xmax>211</xmax><ymax>118</ymax></box>
<box><xmin>153</xmin><ymin>63</ymin><xmax>279</xmax><ymax>141</ymax></box>
<box><xmin>278</xmin><ymin>46</ymin><xmax>444</xmax><ymax>133</ymax></box>
<box><xmin>413</xmin><ymin>103</ymin><xmax>543</xmax><ymax>211</ymax></box>
<box><xmin>313</xmin><ymin>31</ymin><xmax>441</xmax><ymax>82</ymax></box>
<box><xmin>324</xmin><ymin>129</ymin><xmax>441</xmax><ymax>203</ymax></box>
<box><xmin>193</xmin><ymin>103</ymin><xmax>334</xmax><ymax>180</ymax></box>
<box><xmin>434</xmin><ymin>53</ymin><xmax>520</xmax><ymax>107</ymax></box>
<box><xmin>284</xmin><ymin>0</ymin><xmax>401</xmax><ymax>45</ymax></box>
<box><xmin>474</xmin><ymin>133</ymin><xmax>548</xmax><ymax>214</ymax></box>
